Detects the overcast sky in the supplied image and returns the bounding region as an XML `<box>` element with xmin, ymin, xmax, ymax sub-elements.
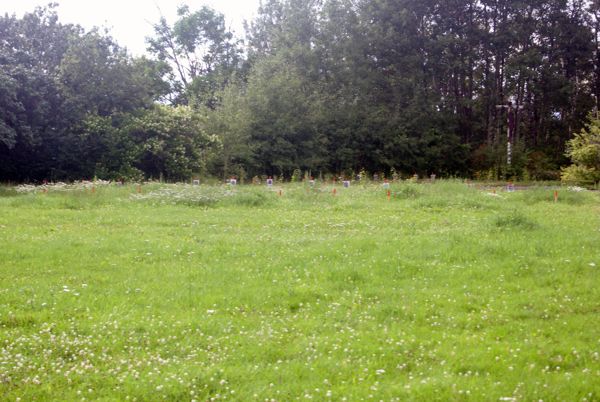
<box><xmin>1</xmin><ymin>0</ymin><xmax>261</xmax><ymax>56</ymax></box>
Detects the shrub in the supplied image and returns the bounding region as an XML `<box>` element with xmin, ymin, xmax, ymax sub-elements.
<box><xmin>561</xmin><ymin>115</ymin><xmax>600</xmax><ymax>187</ymax></box>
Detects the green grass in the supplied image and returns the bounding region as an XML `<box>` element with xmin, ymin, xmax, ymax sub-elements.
<box><xmin>1</xmin><ymin>181</ymin><xmax>599</xmax><ymax>401</ymax></box>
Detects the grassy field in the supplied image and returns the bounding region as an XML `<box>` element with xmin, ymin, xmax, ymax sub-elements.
<box><xmin>1</xmin><ymin>180</ymin><xmax>599</xmax><ymax>401</ymax></box>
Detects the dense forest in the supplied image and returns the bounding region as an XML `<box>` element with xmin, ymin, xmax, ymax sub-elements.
<box><xmin>2</xmin><ymin>0</ymin><xmax>600</xmax><ymax>182</ymax></box>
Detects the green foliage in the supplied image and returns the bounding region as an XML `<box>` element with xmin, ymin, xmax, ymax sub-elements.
<box><xmin>0</xmin><ymin>69</ymin><xmax>20</xmax><ymax>149</ymax></box>
<box><xmin>78</xmin><ymin>114</ymin><xmax>142</xmax><ymax>180</ymax></box>
<box><xmin>58</xmin><ymin>32</ymin><xmax>157</xmax><ymax>116</ymax></box>
<box><xmin>204</xmin><ymin>85</ymin><xmax>255</xmax><ymax>179</ymax></box>
<box><xmin>526</xmin><ymin>151</ymin><xmax>560</xmax><ymax>181</ymax></box>
<box><xmin>243</xmin><ymin>57</ymin><xmax>327</xmax><ymax>176</ymax></box>
<box><xmin>72</xmin><ymin>106</ymin><xmax>219</xmax><ymax>181</ymax></box>
<box><xmin>3</xmin><ymin>1</ymin><xmax>600</xmax><ymax>182</ymax></box>
<box><xmin>147</xmin><ymin>5</ymin><xmax>243</xmax><ymax>107</ymax></box>
<box><xmin>0</xmin><ymin>5</ymin><xmax>79</xmax><ymax>181</ymax></box>
<box><xmin>561</xmin><ymin>116</ymin><xmax>600</xmax><ymax>186</ymax></box>
<box><xmin>228</xmin><ymin>0</ymin><xmax>595</xmax><ymax>178</ymax></box>
<box><xmin>127</xmin><ymin>105</ymin><xmax>218</xmax><ymax>181</ymax></box>
<box><xmin>0</xmin><ymin>6</ymin><xmax>170</xmax><ymax>182</ymax></box>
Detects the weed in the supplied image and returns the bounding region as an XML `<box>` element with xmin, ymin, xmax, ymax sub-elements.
<box><xmin>493</xmin><ymin>210</ymin><xmax>539</xmax><ymax>230</ymax></box>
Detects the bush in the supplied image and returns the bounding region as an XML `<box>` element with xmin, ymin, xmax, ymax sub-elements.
<box><xmin>526</xmin><ymin>151</ymin><xmax>560</xmax><ymax>181</ymax></box>
<box><xmin>561</xmin><ymin>115</ymin><xmax>600</xmax><ymax>187</ymax></box>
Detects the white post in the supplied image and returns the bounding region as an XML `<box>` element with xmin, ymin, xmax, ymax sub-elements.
<box><xmin>507</xmin><ymin>136</ymin><xmax>512</xmax><ymax>166</ymax></box>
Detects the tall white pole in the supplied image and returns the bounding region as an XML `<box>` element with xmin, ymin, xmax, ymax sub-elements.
<box><xmin>507</xmin><ymin>123</ymin><xmax>512</xmax><ymax>166</ymax></box>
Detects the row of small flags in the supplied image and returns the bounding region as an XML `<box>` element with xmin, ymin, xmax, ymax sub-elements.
<box><xmin>37</xmin><ymin>181</ymin><xmax>562</xmax><ymax>203</ymax></box>
<box><xmin>230</xmin><ymin>177</ymin><xmax>356</xmax><ymax>187</ymax></box>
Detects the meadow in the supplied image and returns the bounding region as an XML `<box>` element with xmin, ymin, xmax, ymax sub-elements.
<box><xmin>0</xmin><ymin>180</ymin><xmax>599</xmax><ymax>401</ymax></box>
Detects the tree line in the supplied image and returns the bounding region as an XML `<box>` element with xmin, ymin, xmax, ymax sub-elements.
<box><xmin>2</xmin><ymin>0</ymin><xmax>600</xmax><ymax>182</ymax></box>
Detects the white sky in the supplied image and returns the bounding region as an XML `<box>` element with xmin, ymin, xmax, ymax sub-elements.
<box><xmin>0</xmin><ymin>0</ymin><xmax>261</xmax><ymax>56</ymax></box>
